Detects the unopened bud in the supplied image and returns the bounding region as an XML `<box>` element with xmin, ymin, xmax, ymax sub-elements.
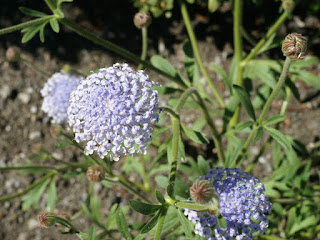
<box><xmin>282</xmin><ymin>0</ymin><xmax>294</xmax><ymax>12</ymax></box>
<box><xmin>190</xmin><ymin>180</ymin><xmax>217</xmax><ymax>204</ymax></box>
<box><xmin>134</xmin><ymin>12</ymin><xmax>152</xmax><ymax>28</ymax></box>
<box><xmin>50</xmin><ymin>125</ymin><xmax>62</xmax><ymax>137</ymax></box>
<box><xmin>39</xmin><ymin>212</ymin><xmax>56</xmax><ymax>228</ymax></box>
<box><xmin>86</xmin><ymin>166</ymin><xmax>105</xmax><ymax>182</ymax></box>
<box><xmin>62</xmin><ymin>64</ymin><xmax>72</xmax><ymax>74</ymax></box>
<box><xmin>282</xmin><ymin>33</ymin><xmax>307</xmax><ymax>60</ymax></box>
<box><xmin>6</xmin><ymin>46</ymin><xmax>20</xmax><ymax>62</ymax></box>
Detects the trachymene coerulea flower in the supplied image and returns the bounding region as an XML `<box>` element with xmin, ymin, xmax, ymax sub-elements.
<box><xmin>67</xmin><ymin>63</ymin><xmax>160</xmax><ymax>161</ymax></box>
<box><xmin>41</xmin><ymin>73</ymin><xmax>83</xmax><ymax>124</ymax></box>
<box><xmin>185</xmin><ymin>167</ymin><xmax>272</xmax><ymax>240</ymax></box>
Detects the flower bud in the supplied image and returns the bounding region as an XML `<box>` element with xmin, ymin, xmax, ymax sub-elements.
<box><xmin>190</xmin><ymin>180</ymin><xmax>217</xmax><ymax>204</ymax></box>
<box><xmin>6</xmin><ymin>46</ymin><xmax>20</xmax><ymax>62</ymax></box>
<box><xmin>39</xmin><ymin>212</ymin><xmax>56</xmax><ymax>228</ymax></box>
<box><xmin>50</xmin><ymin>125</ymin><xmax>62</xmax><ymax>137</ymax></box>
<box><xmin>133</xmin><ymin>12</ymin><xmax>152</xmax><ymax>28</ymax></box>
<box><xmin>282</xmin><ymin>33</ymin><xmax>307</xmax><ymax>60</ymax></box>
<box><xmin>86</xmin><ymin>165</ymin><xmax>105</xmax><ymax>182</ymax></box>
<box><xmin>31</xmin><ymin>144</ymin><xmax>42</xmax><ymax>154</ymax></box>
<box><xmin>282</xmin><ymin>0</ymin><xmax>294</xmax><ymax>12</ymax></box>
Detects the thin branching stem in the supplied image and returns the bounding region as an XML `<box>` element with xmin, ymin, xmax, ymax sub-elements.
<box><xmin>59</xmin><ymin>18</ymin><xmax>187</xmax><ymax>88</ymax></box>
<box><xmin>179</xmin><ymin>0</ymin><xmax>225</xmax><ymax>107</ymax></box>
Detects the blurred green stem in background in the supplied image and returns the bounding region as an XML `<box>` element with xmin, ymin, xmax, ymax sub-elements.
<box><xmin>179</xmin><ymin>0</ymin><xmax>225</xmax><ymax>108</ymax></box>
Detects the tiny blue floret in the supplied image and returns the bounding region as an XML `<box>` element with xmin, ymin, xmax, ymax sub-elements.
<box><xmin>184</xmin><ymin>167</ymin><xmax>272</xmax><ymax>240</ymax></box>
<box><xmin>67</xmin><ymin>63</ymin><xmax>160</xmax><ymax>161</ymax></box>
<box><xmin>41</xmin><ymin>73</ymin><xmax>82</xmax><ymax>124</ymax></box>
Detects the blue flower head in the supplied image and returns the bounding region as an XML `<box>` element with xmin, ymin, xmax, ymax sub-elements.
<box><xmin>67</xmin><ymin>63</ymin><xmax>161</xmax><ymax>161</ymax></box>
<box><xmin>41</xmin><ymin>73</ymin><xmax>82</xmax><ymax>124</ymax></box>
<box><xmin>185</xmin><ymin>167</ymin><xmax>272</xmax><ymax>240</ymax></box>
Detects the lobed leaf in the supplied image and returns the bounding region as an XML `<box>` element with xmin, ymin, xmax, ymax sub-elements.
<box><xmin>116</xmin><ymin>208</ymin><xmax>133</xmax><ymax>240</ymax></box>
<box><xmin>233</xmin><ymin>85</ymin><xmax>256</xmax><ymax>121</ymax></box>
<box><xmin>130</xmin><ymin>200</ymin><xmax>162</xmax><ymax>215</ymax></box>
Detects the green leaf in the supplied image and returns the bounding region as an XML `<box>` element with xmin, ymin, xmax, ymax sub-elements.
<box><xmin>54</xmin><ymin>9</ymin><xmax>64</xmax><ymax>18</ymax></box>
<box><xmin>176</xmin><ymin>208</ymin><xmax>193</xmax><ymax>238</ymax></box>
<box><xmin>19</xmin><ymin>7</ymin><xmax>48</xmax><ymax>17</ymax></box>
<box><xmin>197</xmin><ymin>155</ymin><xmax>208</xmax><ymax>175</ymax></box>
<box><xmin>106</xmin><ymin>203</ymin><xmax>118</xmax><ymax>229</ymax></box>
<box><xmin>49</xmin><ymin>18</ymin><xmax>60</xmax><ymax>33</ymax></box>
<box><xmin>22</xmin><ymin>178</ymin><xmax>50</xmax><ymax>210</ymax></box>
<box><xmin>292</xmin><ymin>70</ymin><xmax>320</xmax><ymax>90</ymax></box>
<box><xmin>116</xmin><ymin>208</ymin><xmax>132</xmax><ymax>240</ymax></box>
<box><xmin>264</xmin><ymin>115</ymin><xmax>286</xmax><ymax>126</ymax></box>
<box><xmin>155</xmin><ymin>175</ymin><xmax>168</xmax><ymax>188</ymax></box>
<box><xmin>254</xmin><ymin>126</ymin><xmax>264</xmax><ymax>141</ymax></box>
<box><xmin>21</xmin><ymin>23</ymin><xmax>44</xmax><ymax>43</ymax></box>
<box><xmin>155</xmin><ymin>190</ymin><xmax>165</xmax><ymax>204</ymax></box>
<box><xmin>151</xmin><ymin>55</ymin><xmax>187</xmax><ymax>86</ymax></box>
<box><xmin>181</xmin><ymin>124</ymin><xmax>209</xmax><ymax>144</ymax></box>
<box><xmin>264</xmin><ymin>126</ymin><xmax>291</xmax><ymax>150</ymax></box>
<box><xmin>55</xmin><ymin>141</ymin><xmax>71</xmax><ymax>149</ymax></box>
<box><xmin>210</xmin><ymin>63</ymin><xmax>232</xmax><ymax>91</ymax></box>
<box><xmin>234</xmin><ymin>120</ymin><xmax>254</xmax><ymax>132</ymax></box>
<box><xmin>289</xmin><ymin>215</ymin><xmax>318</xmax><ymax>235</ymax></box>
<box><xmin>90</xmin><ymin>194</ymin><xmax>101</xmax><ymax>223</ymax></box>
<box><xmin>39</xmin><ymin>22</ymin><xmax>47</xmax><ymax>43</ymax></box>
<box><xmin>88</xmin><ymin>226</ymin><xmax>97</xmax><ymax>240</ymax></box>
<box><xmin>47</xmin><ymin>178</ymin><xmax>57</xmax><ymax>211</ymax></box>
<box><xmin>140</xmin><ymin>210</ymin><xmax>161</xmax><ymax>234</ymax></box>
<box><xmin>183</xmin><ymin>40</ymin><xmax>196</xmax><ymax>83</ymax></box>
<box><xmin>130</xmin><ymin>200</ymin><xmax>162</xmax><ymax>215</ymax></box>
<box><xmin>233</xmin><ymin>85</ymin><xmax>256</xmax><ymax>121</ymax></box>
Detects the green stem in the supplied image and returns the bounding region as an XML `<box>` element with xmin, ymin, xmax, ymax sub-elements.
<box><xmin>154</xmin><ymin>207</ymin><xmax>168</xmax><ymax>240</ymax></box>
<box><xmin>229</xmin><ymin>0</ymin><xmax>243</xmax><ymax>127</ymax></box>
<box><xmin>137</xmin><ymin>27</ymin><xmax>148</xmax><ymax>70</ymax></box>
<box><xmin>0</xmin><ymin>170</ymin><xmax>57</xmax><ymax>203</ymax></box>
<box><xmin>257</xmin><ymin>57</ymin><xmax>291</xmax><ymax>124</ymax></box>
<box><xmin>192</xmin><ymin>90</ymin><xmax>225</xmax><ymax>164</ymax></box>
<box><xmin>20</xmin><ymin>57</ymin><xmax>51</xmax><ymax>78</ymax></box>
<box><xmin>140</xmin><ymin>156</ymin><xmax>151</xmax><ymax>191</ymax></box>
<box><xmin>179</xmin><ymin>0</ymin><xmax>225</xmax><ymax>107</ymax></box>
<box><xmin>0</xmin><ymin>16</ymin><xmax>54</xmax><ymax>35</ymax></box>
<box><xmin>241</xmin><ymin>11</ymin><xmax>288</xmax><ymax>66</ymax></box>
<box><xmin>240</xmin><ymin>26</ymin><xmax>256</xmax><ymax>46</ymax></box>
<box><xmin>166</xmin><ymin>117</ymin><xmax>180</xmax><ymax>200</ymax></box>
<box><xmin>232</xmin><ymin>57</ymin><xmax>292</xmax><ymax>167</ymax></box>
<box><xmin>246</xmin><ymin>84</ymin><xmax>292</xmax><ymax>173</ymax></box>
<box><xmin>59</xmin><ymin>18</ymin><xmax>187</xmax><ymax>88</ymax></box>
<box><xmin>55</xmin><ymin>216</ymin><xmax>80</xmax><ymax>233</ymax></box>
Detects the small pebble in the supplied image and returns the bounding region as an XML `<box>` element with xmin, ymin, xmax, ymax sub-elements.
<box><xmin>29</xmin><ymin>131</ymin><xmax>41</xmax><ymax>140</ymax></box>
<box><xmin>18</xmin><ymin>92</ymin><xmax>31</xmax><ymax>104</ymax></box>
<box><xmin>0</xmin><ymin>85</ymin><xmax>10</xmax><ymax>99</ymax></box>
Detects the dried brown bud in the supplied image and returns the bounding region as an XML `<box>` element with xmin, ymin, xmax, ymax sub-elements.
<box><xmin>190</xmin><ymin>180</ymin><xmax>217</xmax><ymax>204</ymax></box>
<box><xmin>86</xmin><ymin>165</ymin><xmax>105</xmax><ymax>182</ymax></box>
<box><xmin>39</xmin><ymin>212</ymin><xmax>56</xmax><ymax>228</ymax></box>
<box><xmin>6</xmin><ymin>46</ymin><xmax>20</xmax><ymax>62</ymax></box>
<box><xmin>282</xmin><ymin>33</ymin><xmax>307</xmax><ymax>60</ymax></box>
<box><xmin>133</xmin><ymin>12</ymin><xmax>152</xmax><ymax>28</ymax></box>
<box><xmin>31</xmin><ymin>144</ymin><xmax>42</xmax><ymax>153</ymax></box>
<box><xmin>282</xmin><ymin>0</ymin><xmax>295</xmax><ymax>12</ymax></box>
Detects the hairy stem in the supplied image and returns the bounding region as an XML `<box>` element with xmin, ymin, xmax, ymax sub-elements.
<box><xmin>179</xmin><ymin>0</ymin><xmax>225</xmax><ymax>107</ymax></box>
<box><xmin>137</xmin><ymin>27</ymin><xmax>148</xmax><ymax>70</ymax></box>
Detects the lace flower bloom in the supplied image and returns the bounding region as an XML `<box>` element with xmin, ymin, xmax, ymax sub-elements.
<box><xmin>41</xmin><ymin>73</ymin><xmax>82</xmax><ymax>124</ymax></box>
<box><xmin>184</xmin><ymin>168</ymin><xmax>272</xmax><ymax>240</ymax></box>
<box><xmin>67</xmin><ymin>63</ymin><xmax>160</xmax><ymax>161</ymax></box>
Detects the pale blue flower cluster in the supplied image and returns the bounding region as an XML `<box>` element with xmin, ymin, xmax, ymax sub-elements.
<box><xmin>184</xmin><ymin>167</ymin><xmax>272</xmax><ymax>240</ymax></box>
<box><xmin>41</xmin><ymin>73</ymin><xmax>83</xmax><ymax>124</ymax></box>
<box><xmin>67</xmin><ymin>63</ymin><xmax>160</xmax><ymax>161</ymax></box>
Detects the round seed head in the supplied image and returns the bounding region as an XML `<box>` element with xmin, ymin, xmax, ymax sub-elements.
<box><xmin>6</xmin><ymin>46</ymin><xmax>20</xmax><ymax>62</ymax></box>
<box><xmin>134</xmin><ymin>12</ymin><xmax>152</xmax><ymax>28</ymax></box>
<box><xmin>39</xmin><ymin>212</ymin><xmax>56</xmax><ymax>228</ymax></box>
<box><xmin>87</xmin><ymin>165</ymin><xmax>105</xmax><ymax>182</ymax></box>
<box><xmin>282</xmin><ymin>0</ymin><xmax>295</xmax><ymax>12</ymax></box>
<box><xmin>190</xmin><ymin>180</ymin><xmax>217</xmax><ymax>204</ymax></box>
<box><xmin>282</xmin><ymin>33</ymin><xmax>307</xmax><ymax>60</ymax></box>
